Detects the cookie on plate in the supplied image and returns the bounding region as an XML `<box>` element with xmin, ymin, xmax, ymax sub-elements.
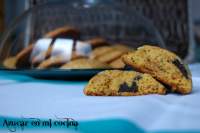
<box><xmin>94</xmin><ymin>45</ymin><xmax>131</xmax><ymax>63</ymax></box>
<box><xmin>37</xmin><ymin>56</ymin><xmax>68</xmax><ymax>69</ymax></box>
<box><xmin>112</xmin><ymin>44</ymin><xmax>133</xmax><ymax>52</ymax></box>
<box><xmin>109</xmin><ymin>58</ymin><xmax>125</xmax><ymax>69</ymax></box>
<box><xmin>60</xmin><ymin>58</ymin><xmax>110</xmax><ymax>69</ymax></box>
<box><xmin>96</xmin><ymin>50</ymin><xmax>125</xmax><ymax>63</ymax></box>
<box><xmin>85</xmin><ymin>37</ymin><xmax>110</xmax><ymax>48</ymax></box>
<box><xmin>44</xmin><ymin>26</ymin><xmax>80</xmax><ymax>40</ymax></box>
<box><xmin>107</xmin><ymin>45</ymin><xmax>134</xmax><ymax>68</ymax></box>
<box><xmin>3</xmin><ymin>56</ymin><xmax>17</xmax><ymax>69</ymax></box>
<box><xmin>89</xmin><ymin>46</ymin><xmax>114</xmax><ymax>59</ymax></box>
<box><xmin>84</xmin><ymin>70</ymin><xmax>166</xmax><ymax>96</ymax></box>
<box><xmin>122</xmin><ymin>45</ymin><xmax>192</xmax><ymax>94</ymax></box>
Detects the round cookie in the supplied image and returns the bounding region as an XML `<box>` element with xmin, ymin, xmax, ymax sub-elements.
<box><xmin>112</xmin><ymin>44</ymin><xmax>133</xmax><ymax>52</ymax></box>
<box><xmin>109</xmin><ymin>58</ymin><xmax>125</xmax><ymax>69</ymax></box>
<box><xmin>60</xmin><ymin>58</ymin><xmax>110</xmax><ymax>69</ymax></box>
<box><xmin>94</xmin><ymin>45</ymin><xmax>131</xmax><ymax>63</ymax></box>
<box><xmin>71</xmin><ymin>51</ymin><xmax>87</xmax><ymax>60</ymax></box>
<box><xmin>84</xmin><ymin>70</ymin><xmax>166</xmax><ymax>96</ymax></box>
<box><xmin>89</xmin><ymin>44</ymin><xmax>132</xmax><ymax>61</ymax></box>
<box><xmin>85</xmin><ymin>37</ymin><xmax>110</xmax><ymax>48</ymax></box>
<box><xmin>3</xmin><ymin>56</ymin><xmax>17</xmax><ymax>69</ymax></box>
<box><xmin>108</xmin><ymin>45</ymin><xmax>134</xmax><ymax>68</ymax></box>
<box><xmin>37</xmin><ymin>56</ymin><xmax>67</xmax><ymax>69</ymax></box>
<box><xmin>96</xmin><ymin>50</ymin><xmax>125</xmax><ymax>63</ymax></box>
<box><xmin>122</xmin><ymin>45</ymin><xmax>192</xmax><ymax>94</ymax></box>
<box><xmin>89</xmin><ymin>46</ymin><xmax>114</xmax><ymax>59</ymax></box>
<box><xmin>44</xmin><ymin>26</ymin><xmax>80</xmax><ymax>40</ymax></box>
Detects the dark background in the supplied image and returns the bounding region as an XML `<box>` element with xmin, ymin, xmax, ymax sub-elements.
<box><xmin>1</xmin><ymin>0</ymin><xmax>200</xmax><ymax>62</ymax></box>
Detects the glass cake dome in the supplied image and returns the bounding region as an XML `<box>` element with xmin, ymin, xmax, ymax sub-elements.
<box><xmin>0</xmin><ymin>1</ymin><xmax>165</xmax><ymax>72</ymax></box>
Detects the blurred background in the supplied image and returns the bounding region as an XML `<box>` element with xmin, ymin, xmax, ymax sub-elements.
<box><xmin>0</xmin><ymin>0</ymin><xmax>200</xmax><ymax>63</ymax></box>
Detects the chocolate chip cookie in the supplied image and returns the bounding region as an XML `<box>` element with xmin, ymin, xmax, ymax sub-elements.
<box><xmin>122</xmin><ymin>45</ymin><xmax>192</xmax><ymax>94</ymax></box>
<box><xmin>84</xmin><ymin>70</ymin><xmax>166</xmax><ymax>96</ymax></box>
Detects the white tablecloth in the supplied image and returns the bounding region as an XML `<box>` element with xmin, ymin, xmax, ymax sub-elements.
<box><xmin>0</xmin><ymin>64</ymin><xmax>200</xmax><ymax>133</ymax></box>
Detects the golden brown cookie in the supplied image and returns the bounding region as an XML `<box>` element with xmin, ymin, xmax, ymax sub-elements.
<box><xmin>37</xmin><ymin>56</ymin><xmax>68</xmax><ymax>69</ymax></box>
<box><xmin>3</xmin><ymin>56</ymin><xmax>17</xmax><ymax>69</ymax></box>
<box><xmin>112</xmin><ymin>44</ymin><xmax>133</xmax><ymax>52</ymax></box>
<box><xmin>60</xmin><ymin>58</ymin><xmax>110</xmax><ymax>69</ymax></box>
<box><xmin>90</xmin><ymin>45</ymin><xmax>132</xmax><ymax>63</ymax></box>
<box><xmin>44</xmin><ymin>26</ymin><xmax>80</xmax><ymax>40</ymax></box>
<box><xmin>107</xmin><ymin>45</ymin><xmax>134</xmax><ymax>68</ymax></box>
<box><xmin>122</xmin><ymin>45</ymin><xmax>192</xmax><ymax>94</ymax></box>
<box><xmin>89</xmin><ymin>46</ymin><xmax>114</xmax><ymax>59</ymax></box>
<box><xmin>85</xmin><ymin>37</ymin><xmax>110</xmax><ymax>48</ymax></box>
<box><xmin>84</xmin><ymin>70</ymin><xmax>166</xmax><ymax>96</ymax></box>
<box><xmin>97</xmin><ymin>50</ymin><xmax>125</xmax><ymax>63</ymax></box>
<box><xmin>71</xmin><ymin>51</ymin><xmax>87</xmax><ymax>60</ymax></box>
<box><xmin>109</xmin><ymin>58</ymin><xmax>125</xmax><ymax>69</ymax></box>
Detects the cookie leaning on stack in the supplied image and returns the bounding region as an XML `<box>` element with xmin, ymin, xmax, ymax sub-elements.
<box><xmin>122</xmin><ymin>45</ymin><xmax>192</xmax><ymax>94</ymax></box>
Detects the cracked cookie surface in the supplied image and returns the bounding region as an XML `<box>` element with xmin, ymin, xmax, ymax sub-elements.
<box><xmin>84</xmin><ymin>70</ymin><xmax>166</xmax><ymax>96</ymax></box>
<box><xmin>122</xmin><ymin>45</ymin><xmax>192</xmax><ymax>94</ymax></box>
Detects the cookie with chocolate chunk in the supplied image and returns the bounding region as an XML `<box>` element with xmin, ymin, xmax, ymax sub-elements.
<box><xmin>84</xmin><ymin>70</ymin><xmax>166</xmax><ymax>96</ymax></box>
<box><xmin>122</xmin><ymin>45</ymin><xmax>192</xmax><ymax>94</ymax></box>
<box><xmin>60</xmin><ymin>58</ymin><xmax>110</xmax><ymax>69</ymax></box>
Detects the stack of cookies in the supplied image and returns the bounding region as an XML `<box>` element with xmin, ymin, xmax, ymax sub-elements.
<box><xmin>84</xmin><ymin>45</ymin><xmax>193</xmax><ymax>96</ymax></box>
<box><xmin>3</xmin><ymin>26</ymin><xmax>133</xmax><ymax>69</ymax></box>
